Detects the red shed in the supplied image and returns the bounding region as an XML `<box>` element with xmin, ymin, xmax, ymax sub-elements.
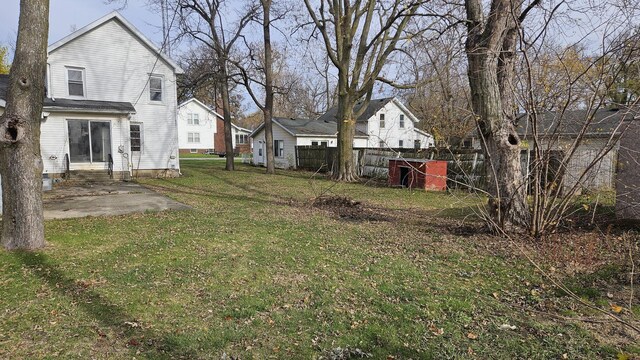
<box><xmin>388</xmin><ymin>159</ymin><xmax>447</xmax><ymax>191</ymax></box>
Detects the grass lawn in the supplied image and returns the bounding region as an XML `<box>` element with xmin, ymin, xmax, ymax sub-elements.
<box><xmin>0</xmin><ymin>160</ymin><xmax>638</xmax><ymax>359</ymax></box>
<box><xmin>179</xmin><ymin>153</ymin><xmax>222</xmax><ymax>159</ymax></box>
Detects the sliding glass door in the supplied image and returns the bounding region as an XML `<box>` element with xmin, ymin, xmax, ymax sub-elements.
<box><xmin>68</xmin><ymin>120</ymin><xmax>112</xmax><ymax>163</ymax></box>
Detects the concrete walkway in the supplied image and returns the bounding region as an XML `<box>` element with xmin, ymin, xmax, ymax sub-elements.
<box><xmin>43</xmin><ymin>182</ymin><xmax>191</xmax><ymax>219</ymax></box>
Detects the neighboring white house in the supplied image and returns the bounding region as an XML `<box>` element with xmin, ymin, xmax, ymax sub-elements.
<box><xmin>317</xmin><ymin>97</ymin><xmax>434</xmax><ymax>149</ymax></box>
<box><xmin>0</xmin><ymin>12</ymin><xmax>183</xmax><ymax>179</ymax></box>
<box><xmin>177</xmin><ymin>98</ymin><xmax>219</xmax><ymax>154</ymax></box>
<box><xmin>250</xmin><ymin>97</ymin><xmax>433</xmax><ymax>169</ymax></box>
<box><xmin>250</xmin><ymin>117</ymin><xmax>369</xmax><ymax>168</ymax></box>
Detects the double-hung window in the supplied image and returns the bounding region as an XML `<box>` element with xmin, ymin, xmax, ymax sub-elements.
<box><xmin>188</xmin><ymin>113</ymin><xmax>200</xmax><ymax>125</ymax></box>
<box><xmin>398</xmin><ymin>140</ymin><xmax>404</xmax><ymax>148</ymax></box>
<box><xmin>149</xmin><ymin>75</ymin><xmax>163</xmax><ymax>101</ymax></box>
<box><xmin>399</xmin><ymin>114</ymin><xmax>405</xmax><ymax>128</ymax></box>
<box><xmin>379</xmin><ymin>114</ymin><xmax>385</xmax><ymax>128</ymax></box>
<box><xmin>130</xmin><ymin>123</ymin><xmax>142</xmax><ymax>152</ymax></box>
<box><xmin>414</xmin><ymin>139</ymin><xmax>421</xmax><ymax>149</ymax></box>
<box><xmin>235</xmin><ymin>134</ymin><xmax>248</xmax><ymax>144</ymax></box>
<box><xmin>274</xmin><ymin>140</ymin><xmax>284</xmax><ymax>157</ymax></box>
<box><xmin>188</xmin><ymin>132</ymin><xmax>200</xmax><ymax>143</ymax></box>
<box><xmin>67</xmin><ymin>67</ymin><xmax>85</xmax><ymax>97</ymax></box>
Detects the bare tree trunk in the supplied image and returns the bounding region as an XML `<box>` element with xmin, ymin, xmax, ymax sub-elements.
<box><xmin>262</xmin><ymin>0</ymin><xmax>275</xmax><ymax>175</ymax></box>
<box><xmin>0</xmin><ymin>0</ymin><xmax>49</xmax><ymax>250</ymax></box>
<box><xmin>465</xmin><ymin>0</ymin><xmax>532</xmax><ymax>230</ymax></box>
<box><xmin>335</xmin><ymin>93</ymin><xmax>357</xmax><ymax>181</ymax></box>
<box><xmin>219</xmin><ymin>78</ymin><xmax>235</xmax><ymax>171</ymax></box>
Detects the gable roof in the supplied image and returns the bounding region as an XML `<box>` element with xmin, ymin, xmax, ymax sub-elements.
<box><xmin>179</xmin><ymin>98</ymin><xmax>250</xmax><ymax>131</ymax></box>
<box><xmin>517</xmin><ymin>108</ymin><xmax>639</xmax><ymax>138</ymax></box>
<box><xmin>48</xmin><ymin>12</ymin><xmax>183</xmax><ymax>74</ymax></box>
<box><xmin>317</xmin><ymin>97</ymin><xmax>420</xmax><ymax>124</ymax></box>
<box><xmin>178</xmin><ymin>98</ymin><xmax>223</xmax><ymax>119</ymax></box>
<box><xmin>318</xmin><ymin>97</ymin><xmax>392</xmax><ymax>124</ymax></box>
<box><xmin>250</xmin><ymin>116</ymin><xmax>368</xmax><ymax>138</ymax></box>
<box><xmin>1</xmin><ymin>74</ymin><xmax>135</xmax><ymax>114</ymax></box>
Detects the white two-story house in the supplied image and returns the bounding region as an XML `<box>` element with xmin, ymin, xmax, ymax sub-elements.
<box><xmin>250</xmin><ymin>97</ymin><xmax>433</xmax><ymax>168</ymax></box>
<box><xmin>0</xmin><ymin>12</ymin><xmax>183</xmax><ymax>179</ymax></box>
<box><xmin>177</xmin><ymin>98</ymin><xmax>218</xmax><ymax>154</ymax></box>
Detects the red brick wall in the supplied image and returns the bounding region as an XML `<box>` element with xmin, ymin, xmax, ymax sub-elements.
<box><xmin>214</xmin><ymin>117</ymin><xmax>226</xmax><ymax>153</ymax></box>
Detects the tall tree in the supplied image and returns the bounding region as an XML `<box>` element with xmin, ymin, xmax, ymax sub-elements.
<box><xmin>234</xmin><ymin>0</ymin><xmax>277</xmax><ymax>174</ymax></box>
<box><xmin>177</xmin><ymin>0</ymin><xmax>258</xmax><ymax>171</ymax></box>
<box><xmin>303</xmin><ymin>0</ymin><xmax>424</xmax><ymax>181</ymax></box>
<box><xmin>0</xmin><ymin>0</ymin><xmax>49</xmax><ymax>250</ymax></box>
<box><xmin>464</xmin><ymin>0</ymin><xmax>540</xmax><ymax>230</ymax></box>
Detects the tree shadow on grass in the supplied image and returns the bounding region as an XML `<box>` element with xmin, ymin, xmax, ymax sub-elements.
<box><xmin>14</xmin><ymin>251</ymin><xmax>202</xmax><ymax>359</ymax></box>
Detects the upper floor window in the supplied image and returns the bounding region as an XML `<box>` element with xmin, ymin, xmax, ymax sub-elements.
<box><xmin>399</xmin><ymin>114</ymin><xmax>405</xmax><ymax>128</ymax></box>
<box><xmin>379</xmin><ymin>113</ymin><xmax>385</xmax><ymax>128</ymax></box>
<box><xmin>67</xmin><ymin>67</ymin><xmax>85</xmax><ymax>97</ymax></box>
<box><xmin>149</xmin><ymin>75</ymin><xmax>163</xmax><ymax>101</ymax></box>
<box><xmin>235</xmin><ymin>134</ymin><xmax>248</xmax><ymax>145</ymax></box>
<box><xmin>188</xmin><ymin>113</ymin><xmax>200</xmax><ymax>125</ymax></box>
<box><xmin>188</xmin><ymin>132</ymin><xmax>200</xmax><ymax>143</ymax></box>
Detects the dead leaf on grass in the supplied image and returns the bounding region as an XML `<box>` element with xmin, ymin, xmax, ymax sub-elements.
<box><xmin>467</xmin><ymin>332</ymin><xmax>478</xmax><ymax>340</ymax></box>
<box><xmin>429</xmin><ymin>323</ymin><xmax>444</xmax><ymax>336</ymax></box>
<box><xmin>610</xmin><ymin>303</ymin><xmax>623</xmax><ymax>313</ymax></box>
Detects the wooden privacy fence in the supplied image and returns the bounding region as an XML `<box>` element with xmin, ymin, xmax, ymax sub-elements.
<box><xmin>296</xmin><ymin>146</ymin><xmax>338</xmax><ymax>172</ymax></box>
<box><xmin>295</xmin><ymin>146</ymin><xmax>488</xmax><ymax>189</ymax></box>
<box><xmin>294</xmin><ymin>145</ymin><xmax>614</xmax><ymax>193</ymax></box>
<box><xmin>360</xmin><ymin>148</ymin><xmax>488</xmax><ymax>190</ymax></box>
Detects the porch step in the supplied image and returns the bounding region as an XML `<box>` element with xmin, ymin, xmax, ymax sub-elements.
<box><xmin>68</xmin><ymin>170</ymin><xmax>114</xmax><ymax>182</ymax></box>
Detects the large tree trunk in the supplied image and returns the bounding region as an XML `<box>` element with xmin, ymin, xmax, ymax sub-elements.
<box><xmin>0</xmin><ymin>0</ymin><xmax>49</xmax><ymax>250</ymax></box>
<box><xmin>334</xmin><ymin>94</ymin><xmax>357</xmax><ymax>181</ymax></box>
<box><xmin>465</xmin><ymin>0</ymin><xmax>530</xmax><ymax>230</ymax></box>
<box><xmin>219</xmin><ymin>77</ymin><xmax>235</xmax><ymax>171</ymax></box>
<box><xmin>262</xmin><ymin>0</ymin><xmax>275</xmax><ymax>175</ymax></box>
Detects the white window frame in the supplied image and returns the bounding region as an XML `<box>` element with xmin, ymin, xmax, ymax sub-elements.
<box><xmin>188</xmin><ymin>132</ymin><xmax>200</xmax><ymax>143</ymax></box>
<box><xmin>190</xmin><ymin>149</ymin><xmax>198</xmax><ymax>154</ymax></box>
<box><xmin>399</xmin><ymin>114</ymin><xmax>405</xmax><ymax>128</ymax></box>
<box><xmin>188</xmin><ymin>113</ymin><xmax>200</xmax><ymax>125</ymax></box>
<box><xmin>66</xmin><ymin>66</ymin><xmax>86</xmax><ymax>98</ymax></box>
<box><xmin>379</xmin><ymin>113</ymin><xmax>385</xmax><ymax>128</ymax></box>
<box><xmin>149</xmin><ymin>74</ymin><xmax>163</xmax><ymax>102</ymax></box>
<box><xmin>130</xmin><ymin>122</ymin><xmax>143</xmax><ymax>152</ymax></box>
<box><xmin>235</xmin><ymin>134</ymin><xmax>248</xmax><ymax>145</ymax></box>
<box><xmin>274</xmin><ymin>140</ymin><xmax>284</xmax><ymax>158</ymax></box>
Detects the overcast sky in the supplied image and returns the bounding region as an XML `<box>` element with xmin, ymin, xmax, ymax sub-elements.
<box><xmin>0</xmin><ymin>0</ymin><xmax>163</xmax><ymax>55</ymax></box>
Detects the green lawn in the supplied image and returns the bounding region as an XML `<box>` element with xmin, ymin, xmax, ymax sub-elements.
<box><xmin>0</xmin><ymin>161</ymin><xmax>637</xmax><ymax>359</ymax></box>
<box><xmin>179</xmin><ymin>153</ymin><xmax>221</xmax><ymax>159</ymax></box>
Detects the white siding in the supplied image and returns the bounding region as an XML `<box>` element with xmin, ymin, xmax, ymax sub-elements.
<box><xmin>47</xmin><ymin>18</ymin><xmax>180</xmax><ymax>173</ymax></box>
<box><xmin>40</xmin><ymin>113</ymin><xmax>130</xmax><ymax>174</ymax></box>
<box><xmin>232</xmin><ymin>127</ymin><xmax>252</xmax><ymax>149</ymax></box>
<box><xmin>177</xmin><ymin>100</ymin><xmax>217</xmax><ymax>150</ymax></box>
<box><xmin>251</xmin><ymin>125</ymin><xmax>297</xmax><ymax>169</ymax></box>
<box><xmin>366</xmin><ymin>100</ymin><xmax>432</xmax><ymax>149</ymax></box>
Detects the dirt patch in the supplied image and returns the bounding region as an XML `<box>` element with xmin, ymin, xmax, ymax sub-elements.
<box><xmin>312</xmin><ymin>196</ymin><xmax>387</xmax><ymax>222</ymax></box>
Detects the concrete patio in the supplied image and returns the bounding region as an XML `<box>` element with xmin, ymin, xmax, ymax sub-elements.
<box><xmin>43</xmin><ymin>181</ymin><xmax>191</xmax><ymax>219</ymax></box>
